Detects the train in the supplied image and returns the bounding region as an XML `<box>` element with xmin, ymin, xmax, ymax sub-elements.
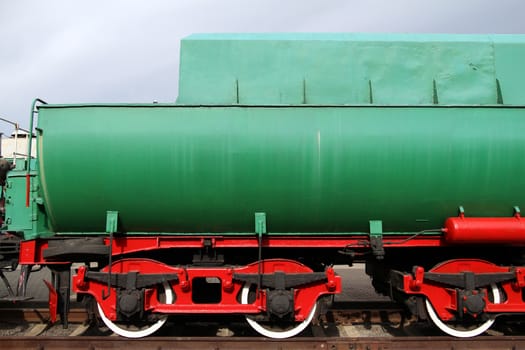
<box><xmin>1</xmin><ymin>33</ymin><xmax>525</xmax><ymax>338</ymax></box>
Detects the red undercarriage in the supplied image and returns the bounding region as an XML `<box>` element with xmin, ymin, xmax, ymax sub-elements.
<box><xmin>19</xmin><ymin>234</ymin><xmax>443</xmax><ymax>265</ymax></box>
<box><xmin>397</xmin><ymin>259</ymin><xmax>525</xmax><ymax>321</ymax></box>
<box><xmin>17</xmin><ymin>234</ymin><xmax>525</xmax><ymax>325</ymax></box>
<box><xmin>74</xmin><ymin>258</ymin><xmax>340</xmax><ymax>322</ymax></box>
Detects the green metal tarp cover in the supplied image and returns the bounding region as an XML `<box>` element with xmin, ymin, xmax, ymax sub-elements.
<box><xmin>177</xmin><ymin>33</ymin><xmax>525</xmax><ymax>106</ymax></box>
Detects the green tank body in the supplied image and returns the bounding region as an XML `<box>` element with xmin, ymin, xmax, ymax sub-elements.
<box><xmin>10</xmin><ymin>33</ymin><xmax>525</xmax><ymax>237</ymax></box>
<box><xmin>36</xmin><ymin>104</ymin><xmax>525</xmax><ymax>234</ymax></box>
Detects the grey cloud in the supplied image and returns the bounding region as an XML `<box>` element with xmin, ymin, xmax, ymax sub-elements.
<box><xmin>0</xmin><ymin>0</ymin><xmax>524</xmax><ymax>134</ymax></box>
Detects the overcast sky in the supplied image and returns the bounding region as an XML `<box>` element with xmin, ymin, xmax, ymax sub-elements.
<box><xmin>0</xmin><ymin>0</ymin><xmax>524</xmax><ymax>134</ymax></box>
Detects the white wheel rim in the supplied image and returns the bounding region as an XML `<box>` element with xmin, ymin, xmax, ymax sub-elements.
<box><xmin>425</xmin><ymin>283</ymin><xmax>500</xmax><ymax>338</ymax></box>
<box><xmin>241</xmin><ymin>284</ymin><xmax>317</xmax><ymax>339</ymax></box>
<box><xmin>97</xmin><ymin>281</ymin><xmax>174</xmax><ymax>338</ymax></box>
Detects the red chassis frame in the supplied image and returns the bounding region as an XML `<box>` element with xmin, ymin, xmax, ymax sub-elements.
<box><xmin>19</xmin><ymin>233</ymin><xmax>525</xmax><ymax>323</ymax></box>
<box><xmin>19</xmin><ymin>234</ymin><xmax>444</xmax><ymax>265</ymax></box>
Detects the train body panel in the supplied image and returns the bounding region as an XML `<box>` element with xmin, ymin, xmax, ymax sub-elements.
<box><xmin>33</xmin><ymin>105</ymin><xmax>525</xmax><ymax>235</ymax></box>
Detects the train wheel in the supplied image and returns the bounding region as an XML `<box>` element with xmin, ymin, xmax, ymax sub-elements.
<box><xmin>241</xmin><ymin>283</ymin><xmax>317</xmax><ymax>339</ymax></box>
<box><xmin>423</xmin><ymin>259</ymin><xmax>502</xmax><ymax>337</ymax></box>
<box><xmin>97</xmin><ymin>281</ymin><xmax>174</xmax><ymax>338</ymax></box>
<box><xmin>425</xmin><ymin>283</ymin><xmax>500</xmax><ymax>337</ymax></box>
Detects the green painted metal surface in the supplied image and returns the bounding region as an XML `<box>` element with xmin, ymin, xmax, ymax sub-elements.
<box><xmin>369</xmin><ymin>221</ymin><xmax>383</xmax><ymax>238</ymax></box>
<box><xmin>35</xmin><ymin>104</ymin><xmax>525</xmax><ymax>235</ymax></box>
<box><xmin>106</xmin><ymin>211</ymin><xmax>119</xmax><ymax>233</ymax></box>
<box><xmin>5</xmin><ymin>160</ymin><xmax>51</xmax><ymax>239</ymax></box>
<box><xmin>177</xmin><ymin>33</ymin><xmax>525</xmax><ymax>105</ymax></box>
<box><xmin>5</xmin><ymin>174</ymin><xmax>33</xmax><ymax>232</ymax></box>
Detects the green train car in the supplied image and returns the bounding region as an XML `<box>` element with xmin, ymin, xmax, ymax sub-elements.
<box><xmin>3</xmin><ymin>33</ymin><xmax>525</xmax><ymax>338</ymax></box>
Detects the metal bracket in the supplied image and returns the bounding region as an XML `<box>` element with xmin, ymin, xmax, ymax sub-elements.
<box><xmin>193</xmin><ymin>238</ymin><xmax>224</xmax><ymax>266</ymax></box>
<box><xmin>43</xmin><ymin>280</ymin><xmax>57</xmax><ymax>324</ymax></box>
<box><xmin>106</xmin><ymin>211</ymin><xmax>119</xmax><ymax>233</ymax></box>
<box><xmin>103</xmin><ymin>211</ymin><xmax>119</xmax><ymax>300</ymax></box>
<box><xmin>234</xmin><ymin>271</ymin><xmax>328</xmax><ymax>289</ymax></box>
<box><xmin>255</xmin><ymin>212</ymin><xmax>267</xmax><ymax>235</ymax></box>
<box><xmin>255</xmin><ymin>212</ymin><xmax>267</xmax><ymax>296</ymax></box>
<box><xmin>423</xmin><ymin>271</ymin><xmax>515</xmax><ymax>289</ymax></box>
<box><xmin>85</xmin><ymin>271</ymin><xmax>179</xmax><ymax>289</ymax></box>
<box><xmin>369</xmin><ymin>220</ymin><xmax>384</xmax><ymax>260</ymax></box>
<box><xmin>49</xmin><ymin>265</ymin><xmax>71</xmax><ymax>328</ymax></box>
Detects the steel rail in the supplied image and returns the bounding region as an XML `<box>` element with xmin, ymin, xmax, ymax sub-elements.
<box><xmin>1</xmin><ymin>336</ymin><xmax>525</xmax><ymax>350</ymax></box>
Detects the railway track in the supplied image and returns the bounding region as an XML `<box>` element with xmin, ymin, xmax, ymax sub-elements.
<box><xmin>0</xmin><ymin>301</ymin><xmax>404</xmax><ymax>323</ymax></box>
<box><xmin>2</xmin><ymin>335</ymin><xmax>525</xmax><ymax>350</ymax></box>
<box><xmin>1</xmin><ymin>301</ymin><xmax>524</xmax><ymax>349</ymax></box>
<box><xmin>0</xmin><ymin>302</ymin><xmax>407</xmax><ymax>336</ymax></box>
